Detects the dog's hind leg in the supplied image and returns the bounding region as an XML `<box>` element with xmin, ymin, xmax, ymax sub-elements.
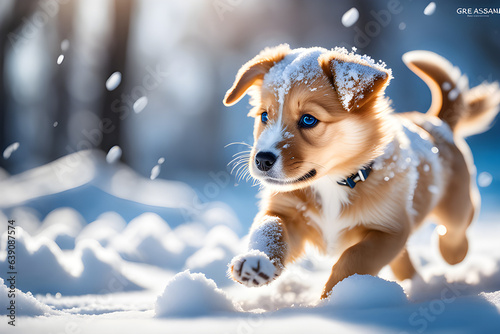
<box><xmin>434</xmin><ymin>194</ymin><xmax>475</xmax><ymax>265</ymax></box>
<box><xmin>432</xmin><ymin>145</ymin><xmax>478</xmax><ymax>265</ymax></box>
<box><xmin>390</xmin><ymin>247</ymin><xmax>416</xmax><ymax>281</ymax></box>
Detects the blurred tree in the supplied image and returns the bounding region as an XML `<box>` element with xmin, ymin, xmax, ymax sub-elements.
<box><xmin>53</xmin><ymin>0</ymin><xmax>76</xmax><ymax>161</ymax></box>
<box><xmin>100</xmin><ymin>0</ymin><xmax>135</xmax><ymax>161</ymax></box>
<box><xmin>0</xmin><ymin>1</ymin><xmax>38</xmax><ymax>169</ymax></box>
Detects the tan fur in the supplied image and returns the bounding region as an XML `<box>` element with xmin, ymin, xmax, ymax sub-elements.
<box><xmin>224</xmin><ymin>44</ymin><xmax>290</xmax><ymax>106</ymax></box>
<box><xmin>458</xmin><ymin>82</ymin><xmax>500</xmax><ymax>137</ymax></box>
<box><xmin>225</xmin><ymin>45</ymin><xmax>500</xmax><ymax>299</ymax></box>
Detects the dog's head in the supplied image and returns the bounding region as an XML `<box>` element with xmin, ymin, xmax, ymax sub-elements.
<box><xmin>224</xmin><ymin>45</ymin><xmax>394</xmax><ymax>191</ymax></box>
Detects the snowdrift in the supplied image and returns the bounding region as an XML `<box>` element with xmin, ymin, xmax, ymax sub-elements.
<box><xmin>0</xmin><ymin>151</ymin><xmax>499</xmax><ymax>333</ymax></box>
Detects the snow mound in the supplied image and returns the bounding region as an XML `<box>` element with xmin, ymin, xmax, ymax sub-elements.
<box><xmin>0</xmin><ymin>228</ymin><xmax>142</xmax><ymax>295</ymax></box>
<box><xmin>112</xmin><ymin>212</ymin><xmax>172</xmax><ymax>245</ymax></box>
<box><xmin>481</xmin><ymin>291</ymin><xmax>500</xmax><ymax>311</ymax></box>
<box><xmin>0</xmin><ymin>227</ymin><xmax>71</xmax><ymax>294</ymax></box>
<box><xmin>2</xmin><ymin>207</ymin><xmax>41</xmax><ymax>235</ymax></box>
<box><xmin>172</xmin><ymin>222</ymin><xmax>207</xmax><ymax>249</ymax></box>
<box><xmin>0</xmin><ymin>278</ymin><xmax>58</xmax><ymax>316</ymax></box>
<box><xmin>77</xmin><ymin>211</ymin><xmax>127</xmax><ymax>247</ymax></box>
<box><xmin>105</xmin><ymin>212</ymin><xmax>241</xmax><ymax>273</ymax></box>
<box><xmin>327</xmin><ymin>274</ymin><xmax>408</xmax><ymax>309</ymax></box>
<box><xmin>134</xmin><ymin>233</ymin><xmax>186</xmax><ymax>268</ymax></box>
<box><xmin>183</xmin><ymin>225</ymin><xmax>242</xmax><ymax>286</ymax></box>
<box><xmin>37</xmin><ymin>207</ymin><xmax>86</xmax><ymax>249</ymax></box>
<box><xmin>38</xmin><ymin>224</ymin><xmax>76</xmax><ymax>250</ymax></box>
<box><xmin>185</xmin><ymin>246</ymin><xmax>231</xmax><ymax>285</ymax></box>
<box><xmin>155</xmin><ymin>270</ymin><xmax>238</xmax><ymax>318</ymax></box>
<box><xmin>202</xmin><ymin>224</ymin><xmax>241</xmax><ymax>252</ymax></box>
<box><xmin>75</xmin><ymin>239</ymin><xmax>143</xmax><ymax>295</ymax></box>
<box><xmin>109</xmin><ymin>212</ymin><xmax>187</xmax><ymax>268</ymax></box>
<box><xmin>200</xmin><ymin>203</ymin><xmax>241</xmax><ymax>232</ymax></box>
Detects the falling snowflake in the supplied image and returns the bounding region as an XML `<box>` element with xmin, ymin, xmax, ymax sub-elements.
<box><xmin>106</xmin><ymin>146</ymin><xmax>122</xmax><ymax>164</ymax></box>
<box><xmin>106</xmin><ymin>72</ymin><xmax>122</xmax><ymax>91</ymax></box>
<box><xmin>3</xmin><ymin>142</ymin><xmax>20</xmax><ymax>159</ymax></box>
<box><xmin>342</xmin><ymin>8</ymin><xmax>359</xmax><ymax>28</ymax></box>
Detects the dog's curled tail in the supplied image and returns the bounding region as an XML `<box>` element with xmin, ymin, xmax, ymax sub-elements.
<box><xmin>403</xmin><ymin>50</ymin><xmax>500</xmax><ymax>137</ymax></box>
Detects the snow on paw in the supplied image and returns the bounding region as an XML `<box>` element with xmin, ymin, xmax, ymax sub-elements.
<box><xmin>228</xmin><ymin>250</ymin><xmax>281</xmax><ymax>287</ymax></box>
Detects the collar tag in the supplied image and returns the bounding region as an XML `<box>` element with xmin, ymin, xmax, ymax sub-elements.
<box><xmin>337</xmin><ymin>163</ymin><xmax>373</xmax><ymax>189</ymax></box>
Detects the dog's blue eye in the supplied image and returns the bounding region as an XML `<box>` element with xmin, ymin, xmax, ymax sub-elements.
<box><xmin>261</xmin><ymin>112</ymin><xmax>268</xmax><ymax>124</ymax></box>
<box><xmin>298</xmin><ymin>114</ymin><xmax>318</xmax><ymax>128</ymax></box>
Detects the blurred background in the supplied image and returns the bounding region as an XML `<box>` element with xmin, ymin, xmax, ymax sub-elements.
<box><xmin>0</xmin><ymin>0</ymin><xmax>499</xmax><ymax>227</ymax></box>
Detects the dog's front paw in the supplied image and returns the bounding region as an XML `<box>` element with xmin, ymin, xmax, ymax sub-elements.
<box><xmin>228</xmin><ymin>250</ymin><xmax>282</xmax><ymax>287</ymax></box>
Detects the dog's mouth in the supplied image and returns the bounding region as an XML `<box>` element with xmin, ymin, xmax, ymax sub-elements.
<box><xmin>263</xmin><ymin>169</ymin><xmax>317</xmax><ymax>185</ymax></box>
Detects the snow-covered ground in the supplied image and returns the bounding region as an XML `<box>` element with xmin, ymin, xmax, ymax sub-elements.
<box><xmin>1</xmin><ymin>151</ymin><xmax>500</xmax><ymax>333</ymax></box>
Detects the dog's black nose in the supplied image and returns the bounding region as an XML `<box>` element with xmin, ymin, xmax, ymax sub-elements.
<box><xmin>255</xmin><ymin>152</ymin><xmax>277</xmax><ymax>172</ymax></box>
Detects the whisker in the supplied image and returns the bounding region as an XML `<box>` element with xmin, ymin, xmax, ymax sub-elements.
<box><xmin>229</xmin><ymin>154</ymin><xmax>249</xmax><ymax>164</ymax></box>
<box><xmin>228</xmin><ymin>157</ymin><xmax>241</xmax><ymax>167</ymax></box>
<box><xmin>229</xmin><ymin>161</ymin><xmax>243</xmax><ymax>172</ymax></box>
<box><xmin>239</xmin><ymin>170</ymin><xmax>250</xmax><ymax>184</ymax></box>
<box><xmin>228</xmin><ymin>155</ymin><xmax>249</xmax><ymax>167</ymax></box>
<box><xmin>225</xmin><ymin>142</ymin><xmax>252</xmax><ymax>148</ymax></box>
<box><xmin>224</xmin><ymin>140</ymin><xmax>257</xmax><ymax>185</ymax></box>
<box><xmin>238</xmin><ymin>170</ymin><xmax>248</xmax><ymax>183</ymax></box>
<box><xmin>252</xmin><ymin>179</ymin><xmax>263</xmax><ymax>188</ymax></box>
<box><xmin>230</xmin><ymin>163</ymin><xmax>241</xmax><ymax>175</ymax></box>
<box><xmin>235</xmin><ymin>163</ymin><xmax>249</xmax><ymax>180</ymax></box>
<box><xmin>232</xmin><ymin>150</ymin><xmax>252</xmax><ymax>158</ymax></box>
<box><xmin>238</xmin><ymin>169</ymin><xmax>246</xmax><ymax>182</ymax></box>
<box><xmin>235</xmin><ymin>165</ymin><xmax>244</xmax><ymax>180</ymax></box>
<box><xmin>231</xmin><ymin>159</ymin><xmax>248</xmax><ymax>174</ymax></box>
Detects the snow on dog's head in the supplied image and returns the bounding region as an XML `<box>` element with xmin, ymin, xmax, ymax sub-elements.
<box><xmin>155</xmin><ymin>270</ymin><xmax>239</xmax><ymax>318</ymax></box>
<box><xmin>224</xmin><ymin>44</ymin><xmax>393</xmax><ymax>191</ymax></box>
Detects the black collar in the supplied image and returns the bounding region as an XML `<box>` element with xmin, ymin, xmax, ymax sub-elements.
<box><xmin>337</xmin><ymin>162</ymin><xmax>374</xmax><ymax>189</ymax></box>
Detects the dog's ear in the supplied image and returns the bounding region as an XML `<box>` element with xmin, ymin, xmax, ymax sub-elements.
<box><xmin>320</xmin><ymin>52</ymin><xmax>392</xmax><ymax>112</ymax></box>
<box><xmin>223</xmin><ymin>44</ymin><xmax>290</xmax><ymax>106</ymax></box>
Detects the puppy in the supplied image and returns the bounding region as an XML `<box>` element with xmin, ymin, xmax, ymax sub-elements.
<box><xmin>223</xmin><ymin>44</ymin><xmax>500</xmax><ymax>299</ymax></box>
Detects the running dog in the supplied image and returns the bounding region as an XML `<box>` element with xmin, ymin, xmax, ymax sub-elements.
<box><xmin>223</xmin><ymin>44</ymin><xmax>500</xmax><ymax>298</ymax></box>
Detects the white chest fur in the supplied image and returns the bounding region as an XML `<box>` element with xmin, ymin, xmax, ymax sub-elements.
<box><xmin>309</xmin><ymin>176</ymin><xmax>353</xmax><ymax>254</ymax></box>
